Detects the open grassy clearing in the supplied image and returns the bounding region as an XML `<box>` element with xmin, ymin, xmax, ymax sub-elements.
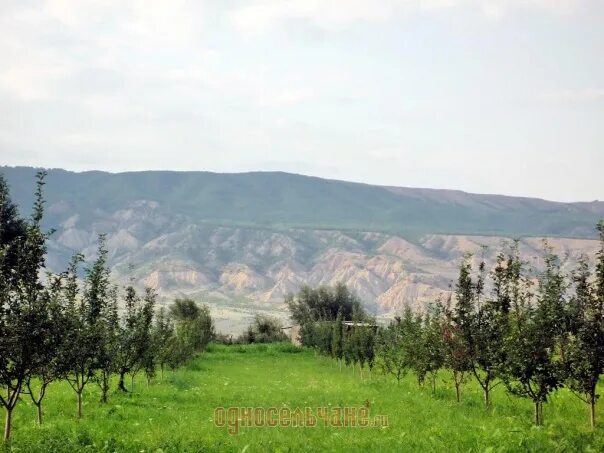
<box><xmin>4</xmin><ymin>343</ymin><xmax>603</xmax><ymax>452</ymax></box>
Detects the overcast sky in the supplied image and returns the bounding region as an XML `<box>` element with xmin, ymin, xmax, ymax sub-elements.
<box><xmin>1</xmin><ymin>1</ymin><xmax>602</xmax><ymax>202</ymax></box>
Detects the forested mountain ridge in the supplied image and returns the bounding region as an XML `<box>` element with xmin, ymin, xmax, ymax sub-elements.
<box><xmin>3</xmin><ymin>166</ymin><xmax>602</xmax><ymax>237</ymax></box>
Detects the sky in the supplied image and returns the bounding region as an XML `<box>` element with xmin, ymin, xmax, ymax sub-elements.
<box><xmin>0</xmin><ymin>0</ymin><xmax>603</xmax><ymax>202</ymax></box>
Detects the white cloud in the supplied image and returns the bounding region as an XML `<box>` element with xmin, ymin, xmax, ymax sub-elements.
<box><xmin>0</xmin><ymin>37</ymin><xmax>79</xmax><ymax>101</ymax></box>
<box><xmin>540</xmin><ymin>89</ymin><xmax>604</xmax><ymax>103</ymax></box>
<box><xmin>228</xmin><ymin>0</ymin><xmax>587</xmax><ymax>34</ymax></box>
<box><xmin>42</xmin><ymin>0</ymin><xmax>203</xmax><ymax>46</ymax></box>
<box><xmin>255</xmin><ymin>88</ymin><xmax>315</xmax><ymax>107</ymax></box>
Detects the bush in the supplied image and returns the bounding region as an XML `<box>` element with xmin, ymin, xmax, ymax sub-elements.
<box><xmin>236</xmin><ymin>315</ymin><xmax>288</xmax><ymax>344</ymax></box>
<box><xmin>214</xmin><ymin>333</ymin><xmax>235</xmax><ymax>345</ymax></box>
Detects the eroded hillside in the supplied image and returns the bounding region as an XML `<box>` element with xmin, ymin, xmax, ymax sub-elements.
<box><xmin>46</xmin><ymin>198</ymin><xmax>599</xmax><ymax>315</ymax></box>
<box><xmin>2</xmin><ymin>167</ymin><xmax>601</xmax><ymax>330</ymax></box>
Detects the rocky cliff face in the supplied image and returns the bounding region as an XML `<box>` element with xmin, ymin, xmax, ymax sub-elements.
<box><xmin>44</xmin><ymin>198</ymin><xmax>599</xmax><ymax>316</ymax></box>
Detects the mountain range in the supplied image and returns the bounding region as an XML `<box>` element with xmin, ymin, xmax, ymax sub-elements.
<box><xmin>1</xmin><ymin>166</ymin><xmax>602</xmax><ymax>332</ymax></box>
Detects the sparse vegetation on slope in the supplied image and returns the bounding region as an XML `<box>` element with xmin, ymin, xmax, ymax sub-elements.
<box><xmin>2</xmin><ymin>166</ymin><xmax>602</xmax><ymax>238</ymax></box>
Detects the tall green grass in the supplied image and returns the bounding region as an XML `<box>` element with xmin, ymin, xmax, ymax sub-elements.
<box><xmin>3</xmin><ymin>342</ymin><xmax>603</xmax><ymax>452</ymax></box>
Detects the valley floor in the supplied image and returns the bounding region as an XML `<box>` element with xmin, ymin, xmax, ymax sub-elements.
<box><xmin>6</xmin><ymin>343</ymin><xmax>604</xmax><ymax>452</ymax></box>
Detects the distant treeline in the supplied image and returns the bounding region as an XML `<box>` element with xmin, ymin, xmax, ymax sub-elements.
<box><xmin>289</xmin><ymin>230</ymin><xmax>604</xmax><ymax>429</ymax></box>
<box><xmin>0</xmin><ymin>172</ymin><xmax>214</xmax><ymax>441</ymax></box>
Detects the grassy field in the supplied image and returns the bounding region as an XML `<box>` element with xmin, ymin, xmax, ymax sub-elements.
<box><xmin>4</xmin><ymin>343</ymin><xmax>604</xmax><ymax>452</ymax></box>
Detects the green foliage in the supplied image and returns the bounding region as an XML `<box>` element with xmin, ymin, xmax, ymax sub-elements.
<box><xmin>442</xmin><ymin>295</ymin><xmax>472</xmax><ymax>401</ymax></box>
<box><xmin>286</xmin><ymin>283</ymin><xmax>365</xmax><ymax>327</ymax></box>
<box><xmin>151</xmin><ymin>307</ymin><xmax>175</xmax><ymax>378</ymax></box>
<box><xmin>359</xmin><ymin>320</ymin><xmax>376</xmax><ymax>372</ymax></box>
<box><xmin>0</xmin><ymin>171</ymin><xmax>52</xmax><ymax>439</ymax></box>
<box><xmin>237</xmin><ymin>314</ymin><xmax>287</xmax><ymax>344</ymax></box>
<box><xmin>164</xmin><ymin>298</ymin><xmax>215</xmax><ymax>371</ymax></box>
<box><xmin>169</xmin><ymin>297</ymin><xmax>201</xmax><ymax>321</ymax></box>
<box><xmin>503</xmin><ymin>244</ymin><xmax>567</xmax><ymax>425</ymax></box>
<box><xmin>114</xmin><ymin>284</ymin><xmax>157</xmax><ymax>392</ymax></box>
<box><xmin>563</xmin><ymin>225</ymin><xmax>604</xmax><ymax>428</ymax></box>
<box><xmin>453</xmin><ymin>248</ymin><xmax>517</xmax><ymax>408</ymax></box>
<box><xmin>89</xmin><ymin>276</ymin><xmax>120</xmax><ymax>406</ymax></box>
<box><xmin>418</xmin><ymin>304</ymin><xmax>446</xmax><ymax>393</ymax></box>
<box><xmin>331</xmin><ymin>311</ymin><xmax>343</xmax><ymax>361</ymax></box>
<box><xmin>302</xmin><ymin>321</ymin><xmax>334</xmax><ymax>355</ymax></box>
<box><xmin>287</xmin><ymin>283</ymin><xmax>370</xmax><ymax>367</ymax></box>
<box><xmin>376</xmin><ymin>319</ymin><xmax>405</xmax><ymax>382</ymax></box>
<box><xmin>60</xmin><ymin>237</ymin><xmax>117</xmax><ymax>417</ymax></box>
<box><xmin>176</xmin><ymin>302</ymin><xmax>214</xmax><ymax>351</ymax></box>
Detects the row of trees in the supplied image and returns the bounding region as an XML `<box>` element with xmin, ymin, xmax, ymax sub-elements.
<box><xmin>0</xmin><ymin>173</ymin><xmax>214</xmax><ymax>441</ymax></box>
<box><xmin>290</xmin><ymin>225</ymin><xmax>604</xmax><ymax>428</ymax></box>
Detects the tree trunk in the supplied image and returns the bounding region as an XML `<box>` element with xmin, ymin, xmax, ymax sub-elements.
<box><xmin>534</xmin><ymin>401</ymin><xmax>542</xmax><ymax>426</ymax></box>
<box><xmin>100</xmin><ymin>372</ymin><xmax>109</xmax><ymax>403</ymax></box>
<box><xmin>589</xmin><ymin>391</ymin><xmax>597</xmax><ymax>429</ymax></box>
<box><xmin>3</xmin><ymin>385</ymin><xmax>21</xmax><ymax>442</ymax></box>
<box><xmin>77</xmin><ymin>390</ymin><xmax>82</xmax><ymax>419</ymax></box>
<box><xmin>131</xmin><ymin>374</ymin><xmax>135</xmax><ymax>392</ymax></box>
<box><xmin>4</xmin><ymin>407</ymin><xmax>13</xmax><ymax>442</ymax></box>
<box><xmin>118</xmin><ymin>371</ymin><xmax>128</xmax><ymax>392</ymax></box>
<box><xmin>453</xmin><ymin>371</ymin><xmax>461</xmax><ymax>402</ymax></box>
<box><xmin>36</xmin><ymin>403</ymin><xmax>43</xmax><ymax>425</ymax></box>
<box><xmin>28</xmin><ymin>382</ymin><xmax>47</xmax><ymax>425</ymax></box>
<box><xmin>473</xmin><ymin>369</ymin><xmax>492</xmax><ymax>408</ymax></box>
<box><xmin>431</xmin><ymin>375</ymin><xmax>436</xmax><ymax>394</ymax></box>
